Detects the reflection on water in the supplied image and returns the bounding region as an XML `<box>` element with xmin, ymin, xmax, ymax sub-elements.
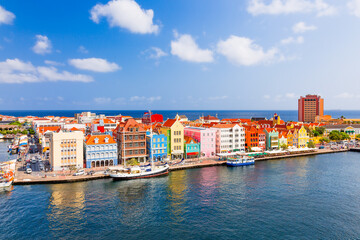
<box><xmin>47</xmin><ymin>183</ymin><xmax>86</xmax><ymax>235</ymax></box>
<box><xmin>167</xmin><ymin>171</ymin><xmax>187</xmax><ymax>222</ymax></box>
<box><xmin>196</xmin><ymin>167</ymin><xmax>220</xmax><ymax>206</ymax></box>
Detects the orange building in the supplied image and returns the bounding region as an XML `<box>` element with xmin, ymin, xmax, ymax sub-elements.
<box><xmin>244</xmin><ymin>126</ymin><xmax>259</xmax><ymax>150</ymax></box>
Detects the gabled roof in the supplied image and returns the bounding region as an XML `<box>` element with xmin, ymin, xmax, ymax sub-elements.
<box><xmin>184</xmin><ymin>136</ymin><xmax>198</xmax><ymax>144</ymax></box>
<box><xmin>85</xmin><ymin>134</ymin><xmax>116</xmax><ymax>145</ymax></box>
<box><xmin>163</xmin><ymin>119</ymin><xmax>177</xmax><ymax>128</ymax></box>
<box><xmin>92</xmin><ymin>118</ymin><xmax>115</xmax><ymax>124</ymax></box>
<box><xmin>118</xmin><ymin>118</ymin><xmax>145</xmax><ymax>132</ymax></box>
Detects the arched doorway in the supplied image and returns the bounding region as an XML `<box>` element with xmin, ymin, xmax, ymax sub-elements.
<box><xmin>109</xmin><ymin>160</ymin><xmax>114</xmax><ymax>166</ymax></box>
<box><xmin>96</xmin><ymin>161</ymin><xmax>100</xmax><ymax>167</ymax></box>
<box><xmin>105</xmin><ymin>160</ymin><xmax>109</xmax><ymax>166</ymax></box>
<box><xmin>101</xmin><ymin>160</ymin><xmax>104</xmax><ymax>167</ymax></box>
<box><xmin>91</xmin><ymin>161</ymin><xmax>95</xmax><ymax>168</ymax></box>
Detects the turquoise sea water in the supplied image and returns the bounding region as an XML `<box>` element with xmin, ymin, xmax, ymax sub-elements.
<box><xmin>1</xmin><ymin>144</ymin><xmax>360</xmax><ymax>239</ymax></box>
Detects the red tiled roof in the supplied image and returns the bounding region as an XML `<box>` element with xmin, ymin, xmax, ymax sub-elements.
<box><xmin>163</xmin><ymin>119</ymin><xmax>176</xmax><ymax>128</ymax></box>
<box><xmin>85</xmin><ymin>134</ymin><xmax>116</xmax><ymax>145</ymax></box>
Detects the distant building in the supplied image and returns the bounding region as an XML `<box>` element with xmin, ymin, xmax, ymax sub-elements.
<box><xmin>298</xmin><ymin>94</ymin><xmax>324</xmax><ymax>123</ymax></box>
<box><xmin>175</xmin><ymin>114</ymin><xmax>188</xmax><ymax>122</ymax></box>
<box><xmin>49</xmin><ymin>131</ymin><xmax>84</xmax><ymax>171</ymax></box>
<box><xmin>142</xmin><ymin>111</ymin><xmax>164</xmax><ymax>125</ymax></box>
<box><xmin>201</xmin><ymin>115</ymin><xmax>220</xmax><ymax>124</ymax></box>
<box><xmin>84</xmin><ymin>134</ymin><xmax>117</xmax><ymax>168</ymax></box>
<box><xmin>264</xmin><ymin>128</ymin><xmax>279</xmax><ymax>150</ymax></box>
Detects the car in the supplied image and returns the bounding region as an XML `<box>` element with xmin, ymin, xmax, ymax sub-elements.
<box><xmin>319</xmin><ymin>146</ymin><xmax>325</xmax><ymax>149</ymax></box>
<box><xmin>31</xmin><ymin>159</ymin><xmax>37</xmax><ymax>164</ymax></box>
<box><xmin>87</xmin><ymin>170</ymin><xmax>95</xmax><ymax>176</ymax></box>
<box><xmin>73</xmin><ymin>169</ymin><xmax>85</xmax><ymax>176</ymax></box>
<box><xmin>26</xmin><ymin>168</ymin><xmax>32</xmax><ymax>174</ymax></box>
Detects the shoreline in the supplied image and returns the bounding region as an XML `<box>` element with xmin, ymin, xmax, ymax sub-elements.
<box><xmin>13</xmin><ymin>149</ymin><xmax>350</xmax><ymax>185</ymax></box>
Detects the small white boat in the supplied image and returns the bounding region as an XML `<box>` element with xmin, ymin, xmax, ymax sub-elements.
<box><xmin>0</xmin><ymin>159</ymin><xmax>16</xmax><ymax>188</ymax></box>
<box><xmin>227</xmin><ymin>156</ymin><xmax>255</xmax><ymax>167</ymax></box>
<box><xmin>109</xmin><ymin>164</ymin><xmax>169</xmax><ymax>180</ymax></box>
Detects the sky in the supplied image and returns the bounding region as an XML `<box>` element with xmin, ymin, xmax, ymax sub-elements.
<box><xmin>0</xmin><ymin>0</ymin><xmax>360</xmax><ymax>110</ymax></box>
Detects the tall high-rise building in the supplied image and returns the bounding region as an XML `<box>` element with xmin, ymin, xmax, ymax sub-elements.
<box><xmin>298</xmin><ymin>94</ymin><xmax>324</xmax><ymax>122</ymax></box>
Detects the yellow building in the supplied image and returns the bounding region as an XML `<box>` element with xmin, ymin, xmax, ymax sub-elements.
<box><xmin>161</xmin><ymin>119</ymin><xmax>184</xmax><ymax>160</ymax></box>
<box><xmin>286</xmin><ymin>130</ymin><xmax>294</xmax><ymax>147</ymax></box>
<box><xmin>294</xmin><ymin>126</ymin><xmax>309</xmax><ymax>148</ymax></box>
<box><xmin>49</xmin><ymin>131</ymin><xmax>84</xmax><ymax>171</ymax></box>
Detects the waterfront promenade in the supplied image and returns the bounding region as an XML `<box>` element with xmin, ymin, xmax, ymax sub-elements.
<box><xmin>13</xmin><ymin>148</ymin><xmax>349</xmax><ymax>185</ymax></box>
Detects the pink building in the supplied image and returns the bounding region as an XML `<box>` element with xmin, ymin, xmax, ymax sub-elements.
<box><xmin>184</xmin><ymin>127</ymin><xmax>216</xmax><ymax>157</ymax></box>
<box><xmin>259</xmin><ymin>129</ymin><xmax>266</xmax><ymax>150</ymax></box>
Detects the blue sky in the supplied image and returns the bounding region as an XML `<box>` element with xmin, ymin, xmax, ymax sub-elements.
<box><xmin>0</xmin><ymin>0</ymin><xmax>360</xmax><ymax>110</ymax></box>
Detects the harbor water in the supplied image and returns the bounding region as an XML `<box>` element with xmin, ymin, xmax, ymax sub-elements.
<box><xmin>1</xmin><ymin>144</ymin><xmax>360</xmax><ymax>239</ymax></box>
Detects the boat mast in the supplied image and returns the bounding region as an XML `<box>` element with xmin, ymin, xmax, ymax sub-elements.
<box><xmin>150</xmin><ymin>110</ymin><xmax>154</xmax><ymax>170</ymax></box>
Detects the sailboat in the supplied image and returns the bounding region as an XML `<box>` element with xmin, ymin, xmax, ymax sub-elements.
<box><xmin>109</xmin><ymin>111</ymin><xmax>169</xmax><ymax>180</ymax></box>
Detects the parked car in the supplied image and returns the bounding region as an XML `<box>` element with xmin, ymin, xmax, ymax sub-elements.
<box><xmin>87</xmin><ymin>170</ymin><xmax>95</xmax><ymax>176</ymax></box>
<box><xmin>26</xmin><ymin>168</ymin><xmax>32</xmax><ymax>174</ymax></box>
<box><xmin>73</xmin><ymin>169</ymin><xmax>85</xmax><ymax>176</ymax></box>
<box><xmin>319</xmin><ymin>146</ymin><xmax>325</xmax><ymax>149</ymax></box>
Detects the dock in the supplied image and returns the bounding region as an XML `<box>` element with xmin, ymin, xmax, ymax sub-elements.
<box><xmin>13</xmin><ymin>149</ymin><xmax>350</xmax><ymax>185</ymax></box>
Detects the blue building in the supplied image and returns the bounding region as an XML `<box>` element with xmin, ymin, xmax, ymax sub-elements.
<box><xmin>84</xmin><ymin>134</ymin><xmax>118</xmax><ymax>168</ymax></box>
<box><xmin>146</xmin><ymin>132</ymin><xmax>167</xmax><ymax>161</ymax></box>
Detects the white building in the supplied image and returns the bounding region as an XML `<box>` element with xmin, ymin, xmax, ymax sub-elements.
<box><xmin>49</xmin><ymin>131</ymin><xmax>84</xmax><ymax>171</ymax></box>
<box><xmin>211</xmin><ymin>123</ymin><xmax>245</xmax><ymax>153</ymax></box>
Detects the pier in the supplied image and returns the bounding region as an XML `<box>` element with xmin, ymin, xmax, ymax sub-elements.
<box><xmin>13</xmin><ymin>148</ymin><xmax>349</xmax><ymax>185</ymax></box>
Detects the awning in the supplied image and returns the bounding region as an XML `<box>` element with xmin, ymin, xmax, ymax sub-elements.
<box><xmin>186</xmin><ymin>152</ymin><xmax>198</xmax><ymax>156</ymax></box>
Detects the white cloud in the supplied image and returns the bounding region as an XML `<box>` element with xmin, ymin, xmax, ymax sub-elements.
<box><xmin>69</xmin><ymin>58</ymin><xmax>121</xmax><ymax>72</ymax></box>
<box><xmin>335</xmin><ymin>92</ymin><xmax>360</xmax><ymax>99</ymax></box>
<box><xmin>285</xmin><ymin>93</ymin><xmax>296</xmax><ymax>98</ymax></box>
<box><xmin>130</xmin><ymin>96</ymin><xmax>161</xmax><ymax>102</ymax></box>
<box><xmin>44</xmin><ymin>60</ymin><xmax>64</xmax><ymax>66</ymax></box>
<box><xmin>208</xmin><ymin>96</ymin><xmax>228</xmax><ymax>100</ymax></box>
<box><xmin>281</xmin><ymin>36</ymin><xmax>304</xmax><ymax>44</ymax></box>
<box><xmin>78</xmin><ymin>46</ymin><xmax>89</xmax><ymax>54</ymax></box>
<box><xmin>348</xmin><ymin>0</ymin><xmax>360</xmax><ymax>17</ymax></box>
<box><xmin>293</xmin><ymin>22</ymin><xmax>317</xmax><ymax>33</ymax></box>
<box><xmin>57</xmin><ymin>96</ymin><xmax>64</xmax><ymax>101</ymax></box>
<box><xmin>247</xmin><ymin>0</ymin><xmax>337</xmax><ymax>17</ymax></box>
<box><xmin>147</xmin><ymin>47</ymin><xmax>167</xmax><ymax>59</ymax></box>
<box><xmin>94</xmin><ymin>97</ymin><xmax>112</xmax><ymax>104</ymax></box>
<box><xmin>0</xmin><ymin>58</ymin><xmax>93</xmax><ymax>84</ymax></box>
<box><xmin>263</xmin><ymin>95</ymin><xmax>271</xmax><ymax>99</ymax></box>
<box><xmin>0</xmin><ymin>5</ymin><xmax>15</xmax><ymax>25</ymax></box>
<box><xmin>171</xmin><ymin>32</ymin><xmax>214</xmax><ymax>63</ymax></box>
<box><xmin>32</xmin><ymin>35</ymin><xmax>52</xmax><ymax>55</ymax></box>
<box><xmin>37</xmin><ymin>66</ymin><xmax>93</xmax><ymax>82</ymax></box>
<box><xmin>217</xmin><ymin>35</ymin><xmax>278</xmax><ymax>66</ymax></box>
<box><xmin>90</xmin><ymin>0</ymin><xmax>159</xmax><ymax>34</ymax></box>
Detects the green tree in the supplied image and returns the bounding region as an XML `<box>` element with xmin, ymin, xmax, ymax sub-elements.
<box><xmin>9</xmin><ymin>121</ymin><xmax>22</xmax><ymax>126</ymax></box>
<box><xmin>340</xmin><ymin>132</ymin><xmax>350</xmax><ymax>140</ymax></box>
<box><xmin>315</xmin><ymin>127</ymin><xmax>325</xmax><ymax>135</ymax></box>
<box><xmin>307</xmin><ymin>141</ymin><xmax>316</xmax><ymax>148</ymax></box>
<box><xmin>21</xmin><ymin>130</ymin><xmax>28</xmax><ymax>135</ymax></box>
<box><xmin>329</xmin><ymin>131</ymin><xmax>341</xmax><ymax>141</ymax></box>
<box><xmin>356</xmin><ymin>134</ymin><xmax>360</xmax><ymax>140</ymax></box>
<box><xmin>127</xmin><ymin>158</ymin><xmax>139</xmax><ymax>166</ymax></box>
<box><xmin>28</xmin><ymin>129</ymin><xmax>35</xmax><ymax>135</ymax></box>
<box><xmin>312</xmin><ymin>130</ymin><xmax>320</xmax><ymax>137</ymax></box>
<box><xmin>280</xmin><ymin>144</ymin><xmax>288</xmax><ymax>150</ymax></box>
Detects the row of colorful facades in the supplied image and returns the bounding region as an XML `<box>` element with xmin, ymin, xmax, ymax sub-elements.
<box><xmin>26</xmin><ymin>112</ymin><xmax>331</xmax><ymax>170</ymax></box>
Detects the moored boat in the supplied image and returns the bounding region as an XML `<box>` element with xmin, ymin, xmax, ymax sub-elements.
<box><xmin>226</xmin><ymin>156</ymin><xmax>255</xmax><ymax>167</ymax></box>
<box><xmin>0</xmin><ymin>159</ymin><xmax>16</xmax><ymax>188</ymax></box>
<box><xmin>109</xmin><ymin>164</ymin><xmax>169</xmax><ymax>180</ymax></box>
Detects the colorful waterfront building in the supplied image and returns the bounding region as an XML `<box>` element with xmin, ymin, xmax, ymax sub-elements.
<box><xmin>264</xmin><ymin>128</ymin><xmax>279</xmax><ymax>150</ymax></box>
<box><xmin>278</xmin><ymin>131</ymin><xmax>288</xmax><ymax>147</ymax></box>
<box><xmin>160</xmin><ymin>119</ymin><xmax>184</xmax><ymax>160</ymax></box>
<box><xmin>244</xmin><ymin>126</ymin><xmax>259</xmax><ymax>151</ymax></box>
<box><xmin>210</xmin><ymin>123</ymin><xmax>245</xmax><ymax>153</ymax></box>
<box><xmin>84</xmin><ymin>134</ymin><xmax>117</xmax><ymax>168</ymax></box>
<box><xmin>258</xmin><ymin>129</ymin><xmax>266</xmax><ymax>150</ymax></box>
<box><xmin>293</xmin><ymin>126</ymin><xmax>309</xmax><ymax>148</ymax></box>
<box><xmin>49</xmin><ymin>131</ymin><xmax>84</xmax><ymax>171</ymax></box>
<box><xmin>115</xmin><ymin>118</ymin><xmax>147</xmax><ymax>164</ymax></box>
<box><xmin>146</xmin><ymin>132</ymin><xmax>168</xmax><ymax>161</ymax></box>
<box><xmin>184</xmin><ymin>136</ymin><xmax>200</xmax><ymax>158</ymax></box>
<box><xmin>184</xmin><ymin>127</ymin><xmax>216</xmax><ymax>157</ymax></box>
